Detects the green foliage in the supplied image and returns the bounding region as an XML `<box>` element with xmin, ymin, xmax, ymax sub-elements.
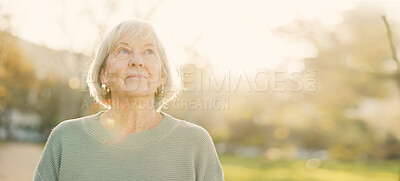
<box><xmin>329</xmin><ymin>120</ymin><xmax>375</xmax><ymax>160</ymax></box>
<box><xmin>370</xmin><ymin>133</ymin><xmax>400</xmax><ymax>159</ymax></box>
<box><xmin>228</xmin><ymin>121</ymin><xmax>267</xmax><ymax>147</ymax></box>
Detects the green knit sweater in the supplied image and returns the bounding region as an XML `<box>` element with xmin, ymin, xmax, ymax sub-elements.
<box><xmin>34</xmin><ymin>111</ymin><xmax>224</xmax><ymax>181</ymax></box>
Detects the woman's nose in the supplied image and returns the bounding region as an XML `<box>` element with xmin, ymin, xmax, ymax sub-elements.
<box><xmin>128</xmin><ymin>53</ymin><xmax>144</xmax><ymax>67</ymax></box>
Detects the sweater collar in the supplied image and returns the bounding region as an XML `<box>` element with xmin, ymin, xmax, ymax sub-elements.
<box><xmin>83</xmin><ymin>110</ymin><xmax>179</xmax><ymax>147</ymax></box>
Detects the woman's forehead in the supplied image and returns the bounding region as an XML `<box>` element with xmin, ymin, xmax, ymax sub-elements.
<box><xmin>116</xmin><ymin>28</ymin><xmax>157</xmax><ymax>47</ymax></box>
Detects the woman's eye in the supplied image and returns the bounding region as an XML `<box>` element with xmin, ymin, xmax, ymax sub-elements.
<box><xmin>119</xmin><ymin>49</ymin><xmax>129</xmax><ymax>54</ymax></box>
<box><xmin>145</xmin><ymin>49</ymin><xmax>154</xmax><ymax>55</ymax></box>
<box><xmin>114</xmin><ymin>49</ymin><xmax>130</xmax><ymax>60</ymax></box>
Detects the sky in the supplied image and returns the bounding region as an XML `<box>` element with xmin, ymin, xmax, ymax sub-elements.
<box><xmin>0</xmin><ymin>0</ymin><xmax>399</xmax><ymax>71</ymax></box>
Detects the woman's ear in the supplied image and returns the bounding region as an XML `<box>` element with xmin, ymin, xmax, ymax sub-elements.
<box><xmin>100</xmin><ymin>67</ymin><xmax>107</xmax><ymax>84</ymax></box>
<box><xmin>160</xmin><ymin>73</ymin><xmax>166</xmax><ymax>85</ymax></box>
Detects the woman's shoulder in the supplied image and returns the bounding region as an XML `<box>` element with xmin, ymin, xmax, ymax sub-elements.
<box><xmin>166</xmin><ymin>113</ymin><xmax>204</xmax><ymax>131</ymax></box>
<box><xmin>167</xmin><ymin>114</ymin><xmax>213</xmax><ymax>143</ymax></box>
<box><xmin>176</xmin><ymin>119</ymin><xmax>209</xmax><ymax>134</ymax></box>
<box><xmin>49</xmin><ymin>113</ymin><xmax>100</xmax><ymax>138</ymax></box>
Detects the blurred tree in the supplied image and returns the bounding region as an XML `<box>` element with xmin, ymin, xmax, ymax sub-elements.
<box><xmin>329</xmin><ymin>120</ymin><xmax>375</xmax><ymax>160</ymax></box>
<box><xmin>31</xmin><ymin>72</ymin><xmax>62</xmax><ymax>131</ymax></box>
<box><xmin>271</xmin><ymin>4</ymin><xmax>400</xmax><ymax>160</ymax></box>
<box><xmin>0</xmin><ymin>32</ymin><xmax>38</xmax><ymax>137</ymax></box>
<box><xmin>382</xmin><ymin>15</ymin><xmax>400</xmax><ymax>96</ymax></box>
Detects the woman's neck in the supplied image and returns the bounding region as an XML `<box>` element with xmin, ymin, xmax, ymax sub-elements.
<box><xmin>100</xmin><ymin>95</ymin><xmax>162</xmax><ymax>134</ymax></box>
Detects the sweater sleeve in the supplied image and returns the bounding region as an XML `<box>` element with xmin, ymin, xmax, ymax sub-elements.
<box><xmin>34</xmin><ymin>123</ymin><xmax>65</xmax><ymax>181</ymax></box>
<box><xmin>194</xmin><ymin>127</ymin><xmax>225</xmax><ymax>181</ymax></box>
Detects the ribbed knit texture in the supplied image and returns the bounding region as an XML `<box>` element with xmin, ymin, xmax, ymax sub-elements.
<box><xmin>34</xmin><ymin>111</ymin><xmax>224</xmax><ymax>181</ymax></box>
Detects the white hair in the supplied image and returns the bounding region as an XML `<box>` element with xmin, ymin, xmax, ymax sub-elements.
<box><xmin>87</xmin><ymin>19</ymin><xmax>183</xmax><ymax>111</ymax></box>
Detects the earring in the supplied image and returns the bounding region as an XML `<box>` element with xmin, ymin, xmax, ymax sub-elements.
<box><xmin>101</xmin><ymin>83</ymin><xmax>110</xmax><ymax>95</ymax></box>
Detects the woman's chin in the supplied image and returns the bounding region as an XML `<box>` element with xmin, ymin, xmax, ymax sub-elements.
<box><xmin>117</xmin><ymin>89</ymin><xmax>154</xmax><ymax>98</ymax></box>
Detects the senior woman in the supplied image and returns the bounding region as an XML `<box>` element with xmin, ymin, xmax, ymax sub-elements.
<box><xmin>34</xmin><ymin>20</ymin><xmax>224</xmax><ymax>181</ymax></box>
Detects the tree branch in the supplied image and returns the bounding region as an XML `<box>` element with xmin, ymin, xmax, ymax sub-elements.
<box><xmin>382</xmin><ymin>15</ymin><xmax>400</xmax><ymax>77</ymax></box>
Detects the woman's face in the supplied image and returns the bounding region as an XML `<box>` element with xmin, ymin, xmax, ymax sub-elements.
<box><xmin>100</xmin><ymin>28</ymin><xmax>165</xmax><ymax>98</ymax></box>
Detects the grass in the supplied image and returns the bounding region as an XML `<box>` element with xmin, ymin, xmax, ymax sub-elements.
<box><xmin>219</xmin><ymin>154</ymin><xmax>399</xmax><ymax>181</ymax></box>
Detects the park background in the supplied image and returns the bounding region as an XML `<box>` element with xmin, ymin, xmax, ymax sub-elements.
<box><xmin>0</xmin><ymin>0</ymin><xmax>399</xmax><ymax>180</ymax></box>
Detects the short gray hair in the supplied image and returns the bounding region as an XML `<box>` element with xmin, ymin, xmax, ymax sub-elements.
<box><xmin>87</xmin><ymin>19</ymin><xmax>183</xmax><ymax>111</ymax></box>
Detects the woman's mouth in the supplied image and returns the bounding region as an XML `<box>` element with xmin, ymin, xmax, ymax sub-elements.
<box><xmin>126</xmin><ymin>73</ymin><xmax>147</xmax><ymax>80</ymax></box>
